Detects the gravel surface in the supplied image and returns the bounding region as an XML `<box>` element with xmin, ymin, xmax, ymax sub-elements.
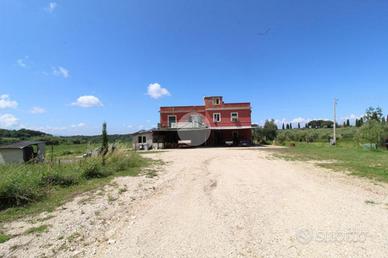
<box><xmin>1</xmin><ymin>147</ymin><xmax>387</xmax><ymax>257</ymax></box>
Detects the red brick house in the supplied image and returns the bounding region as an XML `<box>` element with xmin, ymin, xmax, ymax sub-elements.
<box><xmin>153</xmin><ymin>96</ymin><xmax>252</xmax><ymax>147</ymax></box>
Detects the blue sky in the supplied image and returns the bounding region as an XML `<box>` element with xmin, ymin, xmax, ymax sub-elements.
<box><xmin>1</xmin><ymin>0</ymin><xmax>388</xmax><ymax>135</ymax></box>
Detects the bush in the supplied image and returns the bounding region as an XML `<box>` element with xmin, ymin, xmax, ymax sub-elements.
<box><xmin>40</xmin><ymin>168</ymin><xmax>79</xmax><ymax>187</ymax></box>
<box><xmin>81</xmin><ymin>159</ymin><xmax>111</xmax><ymax>179</ymax></box>
<box><xmin>107</xmin><ymin>148</ymin><xmax>143</xmax><ymax>171</ymax></box>
<box><xmin>354</xmin><ymin>120</ymin><xmax>386</xmax><ymax>147</ymax></box>
<box><xmin>253</xmin><ymin>119</ymin><xmax>278</xmax><ymax>144</ymax></box>
<box><xmin>275</xmin><ymin>127</ymin><xmax>357</xmax><ymax>145</ymax></box>
<box><xmin>0</xmin><ymin>147</ymin><xmax>144</xmax><ymax>210</ymax></box>
<box><xmin>0</xmin><ymin>165</ymin><xmax>46</xmax><ymax>207</ymax></box>
<box><xmin>61</xmin><ymin>150</ymin><xmax>74</xmax><ymax>156</ymax></box>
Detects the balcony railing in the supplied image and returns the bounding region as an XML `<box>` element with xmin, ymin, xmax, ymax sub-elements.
<box><xmin>170</xmin><ymin>122</ymin><xmax>207</xmax><ymax>129</ymax></box>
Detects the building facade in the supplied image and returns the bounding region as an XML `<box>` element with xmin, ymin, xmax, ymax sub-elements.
<box><xmin>154</xmin><ymin>96</ymin><xmax>252</xmax><ymax>147</ymax></box>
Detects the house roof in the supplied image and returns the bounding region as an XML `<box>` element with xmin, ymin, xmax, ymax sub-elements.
<box><xmin>131</xmin><ymin>129</ymin><xmax>154</xmax><ymax>136</ymax></box>
<box><xmin>0</xmin><ymin>141</ymin><xmax>45</xmax><ymax>149</ymax></box>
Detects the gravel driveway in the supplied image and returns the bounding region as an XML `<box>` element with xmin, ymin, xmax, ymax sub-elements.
<box><xmin>1</xmin><ymin>147</ymin><xmax>387</xmax><ymax>257</ymax></box>
<box><xmin>100</xmin><ymin>147</ymin><xmax>388</xmax><ymax>257</ymax></box>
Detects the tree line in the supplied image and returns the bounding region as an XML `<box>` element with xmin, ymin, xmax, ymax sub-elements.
<box><xmin>0</xmin><ymin>128</ymin><xmax>133</xmax><ymax>145</ymax></box>
<box><xmin>254</xmin><ymin>106</ymin><xmax>388</xmax><ymax>149</ymax></box>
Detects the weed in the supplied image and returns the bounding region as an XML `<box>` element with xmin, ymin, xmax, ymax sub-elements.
<box><xmin>118</xmin><ymin>187</ymin><xmax>127</xmax><ymax>194</ymax></box>
<box><xmin>146</xmin><ymin>170</ymin><xmax>158</xmax><ymax>178</ymax></box>
<box><xmin>67</xmin><ymin>232</ymin><xmax>81</xmax><ymax>242</ymax></box>
<box><xmin>107</xmin><ymin>194</ymin><xmax>117</xmax><ymax>202</ymax></box>
<box><xmin>25</xmin><ymin>225</ymin><xmax>49</xmax><ymax>235</ymax></box>
<box><xmin>0</xmin><ymin>232</ymin><xmax>10</xmax><ymax>243</ymax></box>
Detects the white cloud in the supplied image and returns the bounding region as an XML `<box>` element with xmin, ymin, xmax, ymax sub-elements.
<box><xmin>46</xmin><ymin>2</ymin><xmax>57</xmax><ymax>13</ymax></box>
<box><xmin>17</xmin><ymin>56</ymin><xmax>29</xmax><ymax>68</ymax></box>
<box><xmin>147</xmin><ymin>83</ymin><xmax>170</xmax><ymax>99</ymax></box>
<box><xmin>291</xmin><ymin>117</ymin><xmax>308</xmax><ymax>124</ymax></box>
<box><xmin>0</xmin><ymin>95</ymin><xmax>18</xmax><ymax>109</ymax></box>
<box><xmin>342</xmin><ymin>114</ymin><xmax>361</xmax><ymax>120</ymax></box>
<box><xmin>71</xmin><ymin>122</ymin><xmax>86</xmax><ymax>128</ymax></box>
<box><xmin>71</xmin><ymin>95</ymin><xmax>103</xmax><ymax>108</ymax></box>
<box><xmin>52</xmin><ymin>66</ymin><xmax>69</xmax><ymax>78</ymax></box>
<box><xmin>0</xmin><ymin>114</ymin><xmax>19</xmax><ymax>128</ymax></box>
<box><xmin>30</xmin><ymin>106</ymin><xmax>46</xmax><ymax>114</ymax></box>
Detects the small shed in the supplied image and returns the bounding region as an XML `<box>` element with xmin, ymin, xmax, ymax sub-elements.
<box><xmin>131</xmin><ymin>129</ymin><xmax>164</xmax><ymax>151</ymax></box>
<box><xmin>0</xmin><ymin>141</ymin><xmax>46</xmax><ymax>164</ymax></box>
<box><xmin>132</xmin><ymin>130</ymin><xmax>154</xmax><ymax>150</ymax></box>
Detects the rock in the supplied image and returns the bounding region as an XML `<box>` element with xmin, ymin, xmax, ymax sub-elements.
<box><xmin>107</xmin><ymin>239</ymin><xmax>116</xmax><ymax>245</ymax></box>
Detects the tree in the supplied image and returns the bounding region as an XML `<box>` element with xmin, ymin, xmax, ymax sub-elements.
<box><xmin>263</xmin><ymin>119</ymin><xmax>278</xmax><ymax>141</ymax></box>
<box><xmin>354</xmin><ymin>120</ymin><xmax>385</xmax><ymax>148</ymax></box>
<box><xmin>253</xmin><ymin>119</ymin><xmax>278</xmax><ymax>143</ymax></box>
<box><xmin>346</xmin><ymin>119</ymin><xmax>350</xmax><ymax>127</ymax></box>
<box><xmin>298</xmin><ymin>122</ymin><xmax>301</xmax><ymax>129</ymax></box>
<box><xmin>364</xmin><ymin>107</ymin><xmax>383</xmax><ymax>122</ymax></box>
<box><xmin>101</xmin><ymin>122</ymin><xmax>108</xmax><ymax>165</ymax></box>
<box><xmin>306</xmin><ymin>120</ymin><xmax>334</xmax><ymax>129</ymax></box>
<box><xmin>282</xmin><ymin>123</ymin><xmax>285</xmax><ymax>130</ymax></box>
<box><xmin>286</xmin><ymin>124</ymin><xmax>290</xmax><ymax>130</ymax></box>
<box><xmin>290</xmin><ymin>123</ymin><xmax>293</xmax><ymax>129</ymax></box>
<box><xmin>359</xmin><ymin>117</ymin><xmax>364</xmax><ymax>126</ymax></box>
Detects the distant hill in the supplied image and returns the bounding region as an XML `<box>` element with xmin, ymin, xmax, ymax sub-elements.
<box><xmin>0</xmin><ymin>128</ymin><xmax>51</xmax><ymax>138</ymax></box>
<box><xmin>61</xmin><ymin>134</ymin><xmax>133</xmax><ymax>144</ymax></box>
<box><xmin>0</xmin><ymin>128</ymin><xmax>133</xmax><ymax>145</ymax></box>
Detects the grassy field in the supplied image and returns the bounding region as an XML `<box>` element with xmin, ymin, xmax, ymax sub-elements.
<box><xmin>273</xmin><ymin>142</ymin><xmax>388</xmax><ymax>183</ymax></box>
<box><xmin>0</xmin><ymin>145</ymin><xmax>149</xmax><ymax>223</ymax></box>
<box><xmin>48</xmin><ymin>143</ymin><xmax>98</xmax><ymax>159</ymax></box>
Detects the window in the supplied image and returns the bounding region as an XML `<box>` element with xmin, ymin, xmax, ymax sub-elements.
<box><xmin>213</xmin><ymin>113</ymin><xmax>221</xmax><ymax>122</ymax></box>
<box><xmin>168</xmin><ymin>115</ymin><xmax>177</xmax><ymax>127</ymax></box>
<box><xmin>138</xmin><ymin>136</ymin><xmax>147</xmax><ymax>143</ymax></box>
<box><xmin>213</xmin><ymin>98</ymin><xmax>220</xmax><ymax>105</ymax></box>
<box><xmin>231</xmin><ymin>112</ymin><xmax>238</xmax><ymax>122</ymax></box>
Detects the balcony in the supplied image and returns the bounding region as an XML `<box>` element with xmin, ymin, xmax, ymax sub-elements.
<box><xmin>170</xmin><ymin>121</ymin><xmax>208</xmax><ymax>129</ymax></box>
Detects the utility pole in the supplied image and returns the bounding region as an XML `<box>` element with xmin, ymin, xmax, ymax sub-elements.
<box><xmin>333</xmin><ymin>98</ymin><xmax>337</xmax><ymax>145</ymax></box>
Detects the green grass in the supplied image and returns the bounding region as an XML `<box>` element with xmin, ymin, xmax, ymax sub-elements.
<box><xmin>0</xmin><ymin>232</ymin><xmax>10</xmax><ymax>243</ymax></box>
<box><xmin>24</xmin><ymin>225</ymin><xmax>49</xmax><ymax>234</ymax></box>
<box><xmin>47</xmin><ymin>143</ymin><xmax>98</xmax><ymax>159</ymax></box>
<box><xmin>0</xmin><ymin>147</ymin><xmax>150</xmax><ymax>222</ymax></box>
<box><xmin>273</xmin><ymin>142</ymin><xmax>388</xmax><ymax>183</ymax></box>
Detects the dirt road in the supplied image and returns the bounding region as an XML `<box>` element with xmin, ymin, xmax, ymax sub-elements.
<box><xmin>1</xmin><ymin>147</ymin><xmax>388</xmax><ymax>257</ymax></box>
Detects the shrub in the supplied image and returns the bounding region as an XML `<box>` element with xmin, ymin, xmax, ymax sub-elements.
<box><xmin>0</xmin><ymin>146</ymin><xmax>144</xmax><ymax>210</ymax></box>
<box><xmin>61</xmin><ymin>150</ymin><xmax>74</xmax><ymax>156</ymax></box>
<box><xmin>354</xmin><ymin>120</ymin><xmax>385</xmax><ymax>147</ymax></box>
<box><xmin>81</xmin><ymin>159</ymin><xmax>111</xmax><ymax>179</ymax></box>
<box><xmin>0</xmin><ymin>165</ymin><xmax>46</xmax><ymax>207</ymax></box>
<box><xmin>40</xmin><ymin>169</ymin><xmax>79</xmax><ymax>187</ymax></box>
